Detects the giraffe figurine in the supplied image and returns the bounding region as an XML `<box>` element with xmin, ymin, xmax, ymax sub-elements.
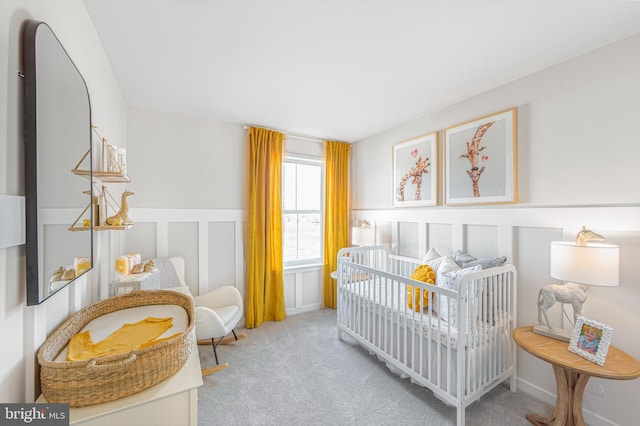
<box><xmin>459</xmin><ymin>121</ymin><xmax>494</xmax><ymax>197</ymax></box>
<box><xmin>106</xmin><ymin>189</ymin><xmax>135</xmax><ymax>226</ymax></box>
<box><xmin>397</xmin><ymin>156</ymin><xmax>430</xmax><ymax>201</ymax></box>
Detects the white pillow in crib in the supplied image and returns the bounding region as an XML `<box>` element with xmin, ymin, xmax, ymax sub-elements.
<box><xmin>453</xmin><ymin>250</ymin><xmax>477</xmax><ymax>267</ymax></box>
<box><xmin>431</xmin><ymin>257</ymin><xmax>459</xmax><ymax>316</ymax></box>
<box><xmin>463</xmin><ymin>256</ymin><xmax>507</xmax><ymax>269</ymax></box>
<box><xmin>421</xmin><ymin>247</ymin><xmax>441</xmax><ymax>263</ymax></box>
<box><xmin>438</xmin><ymin>264</ymin><xmax>481</xmax><ymax>327</ymax></box>
<box><xmin>423</xmin><ymin>248</ymin><xmax>449</xmax><ymax>273</ymax></box>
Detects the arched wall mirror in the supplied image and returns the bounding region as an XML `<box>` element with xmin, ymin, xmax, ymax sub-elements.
<box><xmin>23</xmin><ymin>20</ymin><xmax>93</xmax><ymax>305</ymax></box>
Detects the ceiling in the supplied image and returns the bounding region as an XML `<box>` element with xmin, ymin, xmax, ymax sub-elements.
<box><xmin>83</xmin><ymin>0</ymin><xmax>640</xmax><ymax>142</ymax></box>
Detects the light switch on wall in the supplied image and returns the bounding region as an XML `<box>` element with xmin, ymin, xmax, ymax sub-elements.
<box><xmin>0</xmin><ymin>194</ymin><xmax>25</xmax><ymax>248</ymax></box>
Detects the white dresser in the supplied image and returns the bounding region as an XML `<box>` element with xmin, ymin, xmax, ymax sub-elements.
<box><xmin>37</xmin><ymin>346</ymin><xmax>202</xmax><ymax>425</ymax></box>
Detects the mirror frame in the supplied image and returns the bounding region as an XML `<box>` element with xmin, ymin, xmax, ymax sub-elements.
<box><xmin>23</xmin><ymin>20</ymin><xmax>94</xmax><ymax>305</ymax></box>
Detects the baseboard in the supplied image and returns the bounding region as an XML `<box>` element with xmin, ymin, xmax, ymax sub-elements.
<box><xmin>516</xmin><ymin>377</ymin><xmax>616</xmax><ymax>426</ymax></box>
<box><xmin>286</xmin><ymin>304</ymin><xmax>321</xmax><ymax>316</ymax></box>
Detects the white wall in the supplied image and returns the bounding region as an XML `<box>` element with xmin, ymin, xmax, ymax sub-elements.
<box><xmin>351</xmin><ymin>34</ymin><xmax>640</xmax><ymax>426</ymax></box>
<box><xmin>352</xmin><ymin>34</ymin><xmax>640</xmax><ymax>209</ymax></box>
<box><xmin>0</xmin><ymin>0</ymin><xmax>127</xmax><ymax>403</ymax></box>
<box><xmin>126</xmin><ymin>107</ymin><xmax>245</xmax><ymax>209</ymax></box>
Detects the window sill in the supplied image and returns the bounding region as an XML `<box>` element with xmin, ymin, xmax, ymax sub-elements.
<box><xmin>284</xmin><ymin>263</ymin><xmax>323</xmax><ymax>272</ymax></box>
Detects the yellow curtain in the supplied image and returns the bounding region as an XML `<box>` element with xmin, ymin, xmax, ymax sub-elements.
<box><xmin>323</xmin><ymin>140</ymin><xmax>351</xmax><ymax>309</ymax></box>
<box><xmin>245</xmin><ymin>127</ymin><xmax>286</xmax><ymax>328</ymax></box>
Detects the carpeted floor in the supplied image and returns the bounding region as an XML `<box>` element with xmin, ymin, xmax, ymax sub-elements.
<box><xmin>196</xmin><ymin>309</ymin><xmax>551</xmax><ymax>425</ymax></box>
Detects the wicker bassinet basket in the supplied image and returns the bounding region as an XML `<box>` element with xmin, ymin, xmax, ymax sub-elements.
<box><xmin>38</xmin><ymin>290</ymin><xmax>195</xmax><ymax>407</ymax></box>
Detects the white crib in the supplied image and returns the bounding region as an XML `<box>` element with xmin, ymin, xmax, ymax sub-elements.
<box><xmin>336</xmin><ymin>246</ymin><xmax>517</xmax><ymax>426</ymax></box>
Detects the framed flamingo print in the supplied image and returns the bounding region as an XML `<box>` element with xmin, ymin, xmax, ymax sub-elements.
<box><xmin>444</xmin><ymin>108</ymin><xmax>517</xmax><ymax>205</ymax></box>
<box><xmin>393</xmin><ymin>132</ymin><xmax>438</xmax><ymax>207</ymax></box>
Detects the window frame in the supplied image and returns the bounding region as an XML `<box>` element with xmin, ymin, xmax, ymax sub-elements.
<box><xmin>282</xmin><ymin>154</ymin><xmax>325</xmax><ymax>267</ymax></box>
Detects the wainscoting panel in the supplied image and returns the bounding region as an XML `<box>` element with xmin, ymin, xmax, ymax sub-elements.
<box><xmin>207</xmin><ymin>221</ymin><xmax>237</xmax><ymax>292</ymax></box>
<box><xmin>375</xmin><ymin>221</ymin><xmax>393</xmax><ymax>252</ymax></box>
<box><xmin>168</xmin><ymin>222</ymin><xmax>199</xmax><ymax>294</ymax></box>
<box><xmin>126</xmin><ymin>222</ymin><xmax>158</xmax><ymax>260</ymax></box>
<box><xmin>301</xmin><ymin>269</ymin><xmax>322</xmax><ymax>307</ymax></box>
<box><xmin>283</xmin><ymin>265</ymin><xmax>323</xmax><ymax>315</ymax></box>
<box><xmin>284</xmin><ymin>273</ymin><xmax>296</xmax><ymax>312</ymax></box>
<box><xmin>397</xmin><ymin>221</ymin><xmax>419</xmax><ymax>258</ymax></box>
<box><xmin>465</xmin><ymin>224</ymin><xmax>499</xmax><ymax>258</ymax></box>
<box><xmin>126</xmin><ymin>209</ymin><xmax>244</xmax><ymax>300</ymax></box>
<box><xmin>427</xmin><ymin>223</ymin><xmax>453</xmax><ymax>256</ymax></box>
<box><xmin>513</xmin><ymin>226</ymin><xmax>563</xmax><ymax>327</ymax></box>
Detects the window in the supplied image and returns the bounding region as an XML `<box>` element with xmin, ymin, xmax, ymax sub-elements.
<box><xmin>283</xmin><ymin>156</ymin><xmax>323</xmax><ymax>265</ymax></box>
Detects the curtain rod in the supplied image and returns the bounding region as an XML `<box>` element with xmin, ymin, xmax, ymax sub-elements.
<box><xmin>243</xmin><ymin>125</ymin><xmax>326</xmax><ymax>143</ymax></box>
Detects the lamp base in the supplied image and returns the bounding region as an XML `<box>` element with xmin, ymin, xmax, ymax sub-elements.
<box><xmin>533</xmin><ymin>324</ymin><xmax>572</xmax><ymax>342</ymax></box>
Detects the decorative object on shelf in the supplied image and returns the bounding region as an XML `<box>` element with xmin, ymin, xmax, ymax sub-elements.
<box><xmin>106</xmin><ymin>189</ymin><xmax>134</xmax><ymax>226</ymax></box>
<box><xmin>49</xmin><ymin>267</ymin><xmax>64</xmax><ymax>283</ymax></box>
<box><xmin>351</xmin><ymin>220</ymin><xmax>376</xmax><ymax>246</ymax></box>
<box><xmin>568</xmin><ymin>315</ymin><xmax>614</xmax><ymax>366</ymax></box>
<box><xmin>392</xmin><ymin>132</ymin><xmax>438</xmax><ymax>207</ymax></box>
<box><xmin>74</xmin><ymin>257</ymin><xmax>91</xmax><ymax>276</ymax></box>
<box><xmin>69</xmin><ymin>184</ymin><xmax>135</xmax><ymax>231</ymax></box>
<box><xmin>117</xmin><ymin>147</ymin><xmax>127</xmax><ymax>176</ymax></box>
<box><xmin>534</xmin><ymin>226</ymin><xmax>619</xmax><ymax>341</ymax></box>
<box><xmin>115</xmin><ymin>255</ymin><xmax>130</xmax><ymax>279</ymax></box>
<box><xmin>61</xmin><ymin>268</ymin><xmax>75</xmax><ymax>281</ymax></box>
<box><xmin>71</xmin><ymin>125</ymin><xmax>131</xmax><ymax>183</ymax></box>
<box><xmin>68</xmin><ymin>189</ymin><xmax>95</xmax><ymax>231</ymax></box>
<box><xmin>129</xmin><ymin>253</ymin><xmax>142</xmax><ymax>270</ymax></box>
<box><xmin>444</xmin><ymin>107</ymin><xmax>517</xmax><ymax>205</ymax></box>
<box><xmin>144</xmin><ymin>260</ymin><xmax>158</xmax><ymax>273</ymax></box>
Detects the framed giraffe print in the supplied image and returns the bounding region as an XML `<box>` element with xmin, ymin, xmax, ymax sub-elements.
<box><xmin>392</xmin><ymin>132</ymin><xmax>438</xmax><ymax>207</ymax></box>
<box><xmin>444</xmin><ymin>108</ymin><xmax>518</xmax><ymax>205</ymax></box>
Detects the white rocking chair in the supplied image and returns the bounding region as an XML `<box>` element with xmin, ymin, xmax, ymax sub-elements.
<box><xmin>167</xmin><ymin>257</ymin><xmax>245</xmax><ymax>375</ymax></box>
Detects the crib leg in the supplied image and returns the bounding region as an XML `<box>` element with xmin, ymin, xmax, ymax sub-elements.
<box><xmin>510</xmin><ymin>373</ymin><xmax>518</xmax><ymax>392</ymax></box>
<box><xmin>457</xmin><ymin>405</ymin><xmax>465</xmax><ymax>426</ymax></box>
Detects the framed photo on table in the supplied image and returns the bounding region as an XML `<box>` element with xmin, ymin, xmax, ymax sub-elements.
<box><xmin>569</xmin><ymin>315</ymin><xmax>614</xmax><ymax>366</ymax></box>
<box><xmin>444</xmin><ymin>108</ymin><xmax>517</xmax><ymax>205</ymax></box>
<box><xmin>392</xmin><ymin>132</ymin><xmax>438</xmax><ymax>207</ymax></box>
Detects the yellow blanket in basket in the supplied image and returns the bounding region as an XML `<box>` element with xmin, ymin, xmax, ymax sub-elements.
<box><xmin>67</xmin><ymin>317</ymin><xmax>179</xmax><ymax>361</ymax></box>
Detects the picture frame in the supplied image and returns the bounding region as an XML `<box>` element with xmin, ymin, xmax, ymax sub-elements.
<box><xmin>444</xmin><ymin>108</ymin><xmax>517</xmax><ymax>205</ymax></box>
<box><xmin>392</xmin><ymin>132</ymin><xmax>438</xmax><ymax>207</ymax></box>
<box><xmin>568</xmin><ymin>315</ymin><xmax>614</xmax><ymax>366</ymax></box>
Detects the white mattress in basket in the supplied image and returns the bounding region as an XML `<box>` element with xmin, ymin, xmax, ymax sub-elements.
<box><xmin>54</xmin><ymin>304</ymin><xmax>189</xmax><ymax>362</ymax></box>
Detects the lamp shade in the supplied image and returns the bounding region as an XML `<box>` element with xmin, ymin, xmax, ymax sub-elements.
<box><xmin>352</xmin><ymin>227</ymin><xmax>376</xmax><ymax>246</ymax></box>
<box><xmin>550</xmin><ymin>241</ymin><xmax>619</xmax><ymax>287</ymax></box>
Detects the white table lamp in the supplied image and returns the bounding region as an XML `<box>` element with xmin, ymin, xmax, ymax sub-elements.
<box><xmin>535</xmin><ymin>227</ymin><xmax>619</xmax><ymax>341</ymax></box>
<box><xmin>352</xmin><ymin>223</ymin><xmax>376</xmax><ymax>247</ymax></box>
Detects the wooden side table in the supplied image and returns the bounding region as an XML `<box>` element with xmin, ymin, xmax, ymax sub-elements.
<box><xmin>512</xmin><ymin>326</ymin><xmax>640</xmax><ymax>426</ymax></box>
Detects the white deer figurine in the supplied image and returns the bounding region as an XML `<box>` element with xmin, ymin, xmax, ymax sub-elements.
<box><xmin>537</xmin><ymin>282</ymin><xmax>588</xmax><ymax>333</ymax></box>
